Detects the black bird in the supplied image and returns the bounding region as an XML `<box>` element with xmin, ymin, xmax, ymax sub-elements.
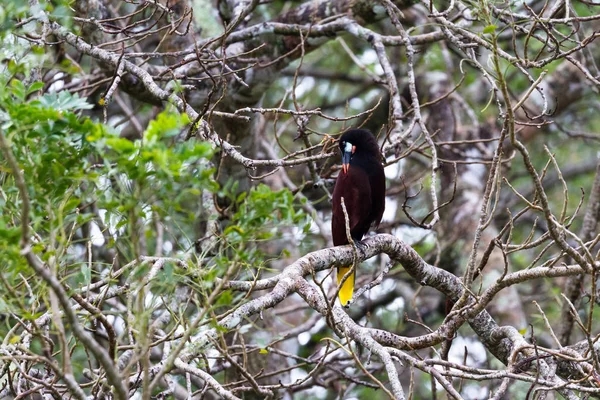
<box><xmin>331</xmin><ymin>129</ymin><xmax>386</xmax><ymax>306</ymax></box>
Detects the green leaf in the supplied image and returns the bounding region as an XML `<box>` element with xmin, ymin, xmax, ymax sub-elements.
<box><xmin>27</xmin><ymin>81</ymin><xmax>44</xmax><ymax>95</ymax></box>
<box><xmin>37</xmin><ymin>91</ymin><xmax>93</xmax><ymax>111</ymax></box>
<box><xmin>0</xmin><ymin>221</ymin><xmax>20</xmax><ymax>242</ymax></box>
<box><xmin>236</xmin><ymin>192</ymin><xmax>247</xmax><ymax>203</ymax></box>
<box><xmin>483</xmin><ymin>25</ymin><xmax>497</xmax><ymax>34</ymax></box>
<box><xmin>224</xmin><ymin>225</ymin><xmax>245</xmax><ymax>236</ymax></box>
<box><xmin>81</xmin><ymin>264</ymin><xmax>91</xmax><ymax>286</ymax></box>
<box><xmin>210</xmin><ymin>321</ymin><xmax>229</xmax><ymax>333</ymax></box>
<box><xmin>216</xmin><ymin>290</ymin><xmax>233</xmax><ymax>306</ymax></box>
<box><xmin>10</xmin><ymin>80</ymin><xmax>25</xmax><ymax>101</ymax></box>
<box><xmin>7</xmin><ymin>60</ymin><xmax>24</xmax><ymax>76</ymax></box>
<box><xmin>106</xmin><ymin>137</ymin><xmax>136</xmax><ymax>154</ymax></box>
<box><xmin>63</xmin><ymin>197</ymin><xmax>80</xmax><ymax>212</ymax></box>
<box><xmin>145</xmin><ymin>110</ymin><xmax>187</xmax><ymax>142</ymax></box>
<box><xmin>518</xmin><ymin>327</ymin><xmax>528</xmax><ymax>335</ymax></box>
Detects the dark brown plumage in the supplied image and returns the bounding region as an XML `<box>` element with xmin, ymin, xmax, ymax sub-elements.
<box><xmin>331</xmin><ymin>129</ymin><xmax>386</xmax><ymax>306</ymax></box>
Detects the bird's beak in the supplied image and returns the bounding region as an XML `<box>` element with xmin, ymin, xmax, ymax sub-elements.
<box><xmin>342</xmin><ymin>143</ymin><xmax>355</xmax><ymax>174</ymax></box>
<box><xmin>342</xmin><ymin>150</ymin><xmax>351</xmax><ymax>174</ymax></box>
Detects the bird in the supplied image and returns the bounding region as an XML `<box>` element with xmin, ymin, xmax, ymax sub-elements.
<box><xmin>331</xmin><ymin>129</ymin><xmax>386</xmax><ymax>306</ymax></box>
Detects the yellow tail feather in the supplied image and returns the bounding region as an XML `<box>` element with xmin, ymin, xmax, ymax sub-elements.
<box><xmin>336</xmin><ymin>266</ymin><xmax>355</xmax><ymax>306</ymax></box>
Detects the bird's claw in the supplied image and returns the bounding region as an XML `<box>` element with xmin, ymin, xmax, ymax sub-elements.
<box><xmin>354</xmin><ymin>240</ymin><xmax>369</xmax><ymax>253</ymax></box>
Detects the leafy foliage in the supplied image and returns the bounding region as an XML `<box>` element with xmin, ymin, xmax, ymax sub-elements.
<box><xmin>0</xmin><ymin>80</ymin><xmax>309</xmax><ymax>353</ymax></box>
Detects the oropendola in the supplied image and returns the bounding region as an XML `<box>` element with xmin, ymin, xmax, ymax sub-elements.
<box><xmin>331</xmin><ymin>129</ymin><xmax>386</xmax><ymax>306</ymax></box>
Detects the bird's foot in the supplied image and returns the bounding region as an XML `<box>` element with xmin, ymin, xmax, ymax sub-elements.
<box><xmin>353</xmin><ymin>240</ymin><xmax>369</xmax><ymax>253</ymax></box>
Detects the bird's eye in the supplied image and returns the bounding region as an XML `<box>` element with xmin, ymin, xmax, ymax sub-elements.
<box><xmin>344</xmin><ymin>142</ymin><xmax>353</xmax><ymax>153</ymax></box>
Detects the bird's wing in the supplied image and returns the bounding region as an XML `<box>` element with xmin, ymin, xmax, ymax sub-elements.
<box><xmin>369</xmin><ymin>168</ymin><xmax>386</xmax><ymax>228</ymax></box>
<box><xmin>331</xmin><ymin>168</ymin><xmax>372</xmax><ymax>245</ymax></box>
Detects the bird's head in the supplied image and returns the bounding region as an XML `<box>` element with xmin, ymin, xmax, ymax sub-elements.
<box><xmin>338</xmin><ymin>129</ymin><xmax>380</xmax><ymax>174</ymax></box>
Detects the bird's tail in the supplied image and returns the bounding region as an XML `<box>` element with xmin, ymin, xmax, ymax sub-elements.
<box><xmin>336</xmin><ymin>266</ymin><xmax>355</xmax><ymax>306</ymax></box>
